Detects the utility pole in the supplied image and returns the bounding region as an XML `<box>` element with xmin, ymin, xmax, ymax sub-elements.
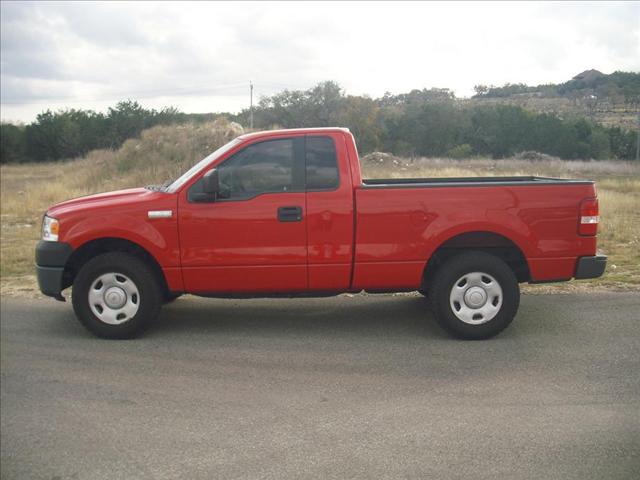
<box><xmin>249</xmin><ymin>81</ymin><xmax>254</xmax><ymax>130</ymax></box>
<box><xmin>636</xmin><ymin>109</ymin><xmax>639</xmax><ymax>162</ymax></box>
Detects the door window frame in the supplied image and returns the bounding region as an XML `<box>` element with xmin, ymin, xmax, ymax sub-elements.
<box><xmin>188</xmin><ymin>137</ymin><xmax>305</xmax><ymax>203</ymax></box>
<box><xmin>187</xmin><ymin>134</ymin><xmax>342</xmax><ymax>203</ymax></box>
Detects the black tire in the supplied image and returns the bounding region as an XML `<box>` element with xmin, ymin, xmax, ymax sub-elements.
<box><xmin>164</xmin><ymin>293</ymin><xmax>182</xmax><ymax>304</ymax></box>
<box><xmin>430</xmin><ymin>251</ymin><xmax>520</xmax><ymax>340</ymax></box>
<box><xmin>417</xmin><ymin>288</ymin><xmax>428</xmax><ymax>298</ymax></box>
<box><xmin>72</xmin><ymin>252</ymin><xmax>162</xmax><ymax>339</ymax></box>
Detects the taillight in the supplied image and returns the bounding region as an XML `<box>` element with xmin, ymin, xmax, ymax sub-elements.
<box><xmin>579</xmin><ymin>197</ymin><xmax>599</xmax><ymax>236</ymax></box>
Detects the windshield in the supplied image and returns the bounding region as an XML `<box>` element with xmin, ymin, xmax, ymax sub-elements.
<box><xmin>165</xmin><ymin>138</ymin><xmax>242</xmax><ymax>193</ymax></box>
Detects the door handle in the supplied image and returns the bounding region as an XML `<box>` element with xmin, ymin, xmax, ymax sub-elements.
<box><xmin>278</xmin><ymin>206</ymin><xmax>303</xmax><ymax>222</ymax></box>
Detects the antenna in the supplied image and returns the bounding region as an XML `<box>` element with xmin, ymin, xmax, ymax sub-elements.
<box><xmin>249</xmin><ymin>81</ymin><xmax>254</xmax><ymax>129</ymax></box>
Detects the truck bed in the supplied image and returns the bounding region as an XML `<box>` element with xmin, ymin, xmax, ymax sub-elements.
<box><xmin>352</xmin><ymin>177</ymin><xmax>598</xmax><ymax>290</ymax></box>
<box><xmin>362</xmin><ymin>176</ymin><xmax>593</xmax><ymax>188</ymax></box>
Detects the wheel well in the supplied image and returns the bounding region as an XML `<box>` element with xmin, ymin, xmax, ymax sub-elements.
<box><xmin>62</xmin><ymin>238</ymin><xmax>169</xmax><ymax>295</ymax></box>
<box><xmin>421</xmin><ymin>232</ymin><xmax>530</xmax><ymax>291</ymax></box>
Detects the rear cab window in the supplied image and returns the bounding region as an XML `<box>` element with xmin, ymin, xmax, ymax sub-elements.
<box><xmin>306</xmin><ymin>136</ymin><xmax>339</xmax><ymax>190</ymax></box>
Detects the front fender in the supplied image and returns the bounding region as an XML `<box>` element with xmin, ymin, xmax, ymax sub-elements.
<box><xmin>60</xmin><ymin>196</ymin><xmax>180</xmax><ymax>267</ymax></box>
<box><xmin>66</xmin><ymin>219</ymin><xmax>179</xmax><ymax>267</ymax></box>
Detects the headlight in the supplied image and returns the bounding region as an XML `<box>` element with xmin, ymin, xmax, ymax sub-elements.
<box><xmin>42</xmin><ymin>215</ymin><xmax>59</xmax><ymax>242</ymax></box>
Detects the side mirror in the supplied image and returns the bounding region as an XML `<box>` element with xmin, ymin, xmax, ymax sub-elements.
<box><xmin>202</xmin><ymin>168</ymin><xmax>219</xmax><ymax>196</ymax></box>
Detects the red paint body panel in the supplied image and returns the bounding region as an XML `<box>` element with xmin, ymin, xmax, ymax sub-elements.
<box><xmin>178</xmin><ymin>192</ymin><xmax>308</xmax><ymax>293</ymax></box>
<box><xmin>527</xmin><ymin>257</ymin><xmax>577</xmax><ymax>281</ymax></box>
<box><xmin>352</xmin><ymin>261</ymin><xmax>427</xmax><ymax>291</ymax></box>
<box><xmin>48</xmin><ymin>188</ymin><xmax>184</xmax><ymax>292</ymax></box>
<box><xmin>45</xmin><ymin>128</ymin><xmax>600</xmax><ymax>295</ymax></box>
<box><xmin>353</xmin><ymin>183</ymin><xmax>597</xmax><ymax>286</ymax></box>
<box><xmin>161</xmin><ymin>267</ymin><xmax>186</xmax><ymax>292</ymax></box>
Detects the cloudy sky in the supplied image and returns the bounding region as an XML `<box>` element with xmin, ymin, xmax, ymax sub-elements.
<box><xmin>1</xmin><ymin>1</ymin><xmax>638</xmax><ymax>122</ymax></box>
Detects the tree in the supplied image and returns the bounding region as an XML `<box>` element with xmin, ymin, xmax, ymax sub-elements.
<box><xmin>474</xmin><ymin>85</ymin><xmax>489</xmax><ymax>96</ymax></box>
<box><xmin>105</xmin><ymin>100</ymin><xmax>152</xmax><ymax>148</ymax></box>
<box><xmin>0</xmin><ymin>123</ymin><xmax>27</xmax><ymax>163</ymax></box>
<box><xmin>336</xmin><ymin>95</ymin><xmax>381</xmax><ymax>153</ymax></box>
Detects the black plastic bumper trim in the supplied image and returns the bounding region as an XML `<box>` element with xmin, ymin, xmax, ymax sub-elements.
<box><xmin>35</xmin><ymin>241</ymin><xmax>73</xmax><ymax>267</ymax></box>
<box><xmin>36</xmin><ymin>265</ymin><xmax>66</xmax><ymax>301</ymax></box>
<box><xmin>575</xmin><ymin>254</ymin><xmax>607</xmax><ymax>280</ymax></box>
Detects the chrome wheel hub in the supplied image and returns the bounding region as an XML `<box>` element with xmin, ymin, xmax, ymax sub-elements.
<box><xmin>88</xmin><ymin>273</ymin><xmax>140</xmax><ymax>325</ymax></box>
<box><xmin>464</xmin><ymin>286</ymin><xmax>487</xmax><ymax>308</ymax></box>
<box><xmin>104</xmin><ymin>286</ymin><xmax>127</xmax><ymax>309</ymax></box>
<box><xmin>450</xmin><ymin>272</ymin><xmax>503</xmax><ymax>325</ymax></box>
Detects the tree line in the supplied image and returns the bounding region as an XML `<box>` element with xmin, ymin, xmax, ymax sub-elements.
<box><xmin>1</xmin><ymin>81</ymin><xmax>638</xmax><ymax>164</ymax></box>
<box><xmin>239</xmin><ymin>81</ymin><xmax>636</xmax><ymax>160</ymax></box>
<box><xmin>473</xmin><ymin>70</ymin><xmax>640</xmax><ymax>104</ymax></box>
<box><xmin>0</xmin><ymin>101</ymin><xmax>223</xmax><ymax>164</ymax></box>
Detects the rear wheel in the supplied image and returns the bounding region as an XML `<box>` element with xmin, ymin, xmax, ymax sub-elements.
<box><xmin>72</xmin><ymin>252</ymin><xmax>162</xmax><ymax>339</ymax></box>
<box><xmin>430</xmin><ymin>251</ymin><xmax>520</xmax><ymax>339</ymax></box>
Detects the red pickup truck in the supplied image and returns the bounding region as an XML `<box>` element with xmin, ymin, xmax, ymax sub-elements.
<box><xmin>36</xmin><ymin>128</ymin><xmax>606</xmax><ymax>339</ymax></box>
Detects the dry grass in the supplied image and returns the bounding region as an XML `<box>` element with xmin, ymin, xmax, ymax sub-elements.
<box><xmin>1</xmin><ymin>122</ymin><xmax>638</xmax><ymax>298</ymax></box>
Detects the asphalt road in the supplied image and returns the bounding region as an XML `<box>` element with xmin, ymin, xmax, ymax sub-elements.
<box><xmin>1</xmin><ymin>292</ymin><xmax>639</xmax><ymax>480</ymax></box>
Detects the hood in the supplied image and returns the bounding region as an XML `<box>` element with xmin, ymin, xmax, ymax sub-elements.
<box><xmin>47</xmin><ymin>187</ymin><xmax>159</xmax><ymax>217</ymax></box>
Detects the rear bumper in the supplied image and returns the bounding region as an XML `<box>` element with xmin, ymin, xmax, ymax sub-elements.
<box><xmin>35</xmin><ymin>241</ymin><xmax>73</xmax><ymax>301</ymax></box>
<box><xmin>575</xmin><ymin>254</ymin><xmax>607</xmax><ymax>280</ymax></box>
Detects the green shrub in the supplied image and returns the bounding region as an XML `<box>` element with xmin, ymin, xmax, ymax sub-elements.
<box><xmin>446</xmin><ymin>144</ymin><xmax>473</xmax><ymax>159</ymax></box>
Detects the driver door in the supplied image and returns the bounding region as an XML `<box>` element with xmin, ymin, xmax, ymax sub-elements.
<box><xmin>178</xmin><ymin>136</ymin><xmax>308</xmax><ymax>294</ymax></box>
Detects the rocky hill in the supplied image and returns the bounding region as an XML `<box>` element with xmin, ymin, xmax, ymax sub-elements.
<box><xmin>469</xmin><ymin>70</ymin><xmax>639</xmax><ymax>131</ymax></box>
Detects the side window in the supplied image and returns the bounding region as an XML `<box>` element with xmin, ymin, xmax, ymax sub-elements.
<box><xmin>218</xmin><ymin>139</ymin><xmax>296</xmax><ymax>199</ymax></box>
<box><xmin>306</xmin><ymin>136</ymin><xmax>339</xmax><ymax>190</ymax></box>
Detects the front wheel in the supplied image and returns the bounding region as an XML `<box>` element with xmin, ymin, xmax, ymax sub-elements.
<box><xmin>72</xmin><ymin>253</ymin><xmax>162</xmax><ymax>339</ymax></box>
<box><xmin>430</xmin><ymin>251</ymin><xmax>520</xmax><ymax>340</ymax></box>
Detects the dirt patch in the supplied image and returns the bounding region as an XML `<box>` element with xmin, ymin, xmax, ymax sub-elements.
<box><xmin>0</xmin><ymin>275</ymin><xmax>44</xmax><ymax>299</ymax></box>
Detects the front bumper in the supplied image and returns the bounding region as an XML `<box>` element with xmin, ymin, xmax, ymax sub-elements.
<box><xmin>575</xmin><ymin>254</ymin><xmax>607</xmax><ymax>280</ymax></box>
<box><xmin>35</xmin><ymin>241</ymin><xmax>73</xmax><ymax>301</ymax></box>
<box><xmin>37</xmin><ymin>265</ymin><xmax>66</xmax><ymax>300</ymax></box>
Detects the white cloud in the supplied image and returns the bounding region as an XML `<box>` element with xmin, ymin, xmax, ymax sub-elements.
<box><xmin>1</xmin><ymin>0</ymin><xmax>638</xmax><ymax>122</ymax></box>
